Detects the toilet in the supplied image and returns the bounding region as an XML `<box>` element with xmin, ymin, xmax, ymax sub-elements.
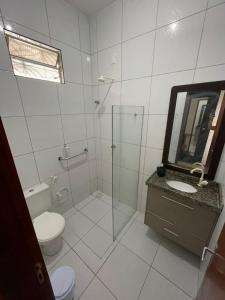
<box><xmin>50</xmin><ymin>266</ymin><xmax>75</xmax><ymax>300</ymax></box>
<box><xmin>24</xmin><ymin>183</ymin><xmax>65</xmax><ymax>256</ymax></box>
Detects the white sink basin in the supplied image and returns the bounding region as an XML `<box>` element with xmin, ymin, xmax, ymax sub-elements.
<box><xmin>166</xmin><ymin>180</ymin><xmax>197</xmax><ymax>193</ymax></box>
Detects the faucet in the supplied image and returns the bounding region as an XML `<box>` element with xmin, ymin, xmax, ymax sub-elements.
<box><xmin>190</xmin><ymin>163</ymin><xmax>208</xmax><ymax>187</ymax></box>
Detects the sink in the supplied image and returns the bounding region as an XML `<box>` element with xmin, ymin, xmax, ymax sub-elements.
<box><xmin>166</xmin><ymin>180</ymin><xmax>197</xmax><ymax>193</ymax></box>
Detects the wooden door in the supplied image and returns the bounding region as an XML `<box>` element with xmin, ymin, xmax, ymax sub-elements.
<box><xmin>196</xmin><ymin>224</ymin><xmax>225</xmax><ymax>300</ymax></box>
<box><xmin>0</xmin><ymin>118</ymin><xmax>54</xmax><ymax>300</ymax></box>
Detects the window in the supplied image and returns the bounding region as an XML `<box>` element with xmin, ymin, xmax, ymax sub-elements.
<box><xmin>5</xmin><ymin>30</ymin><xmax>64</xmax><ymax>83</ymax></box>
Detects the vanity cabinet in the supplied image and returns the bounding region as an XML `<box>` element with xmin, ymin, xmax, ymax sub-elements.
<box><xmin>145</xmin><ymin>172</ymin><xmax>222</xmax><ymax>256</ymax></box>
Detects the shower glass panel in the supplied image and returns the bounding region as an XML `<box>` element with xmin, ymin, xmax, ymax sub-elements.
<box><xmin>112</xmin><ymin>105</ymin><xmax>144</xmax><ymax>240</ymax></box>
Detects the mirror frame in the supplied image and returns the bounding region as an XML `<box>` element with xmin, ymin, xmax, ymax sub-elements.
<box><xmin>162</xmin><ymin>80</ymin><xmax>225</xmax><ymax>180</ymax></box>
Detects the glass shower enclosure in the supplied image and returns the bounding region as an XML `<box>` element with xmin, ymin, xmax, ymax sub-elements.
<box><xmin>112</xmin><ymin>105</ymin><xmax>144</xmax><ymax>240</ymax></box>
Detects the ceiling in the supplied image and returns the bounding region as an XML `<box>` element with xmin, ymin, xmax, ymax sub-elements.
<box><xmin>67</xmin><ymin>0</ymin><xmax>115</xmax><ymax>15</ymax></box>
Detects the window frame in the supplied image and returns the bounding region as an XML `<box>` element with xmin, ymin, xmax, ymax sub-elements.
<box><xmin>4</xmin><ymin>29</ymin><xmax>65</xmax><ymax>84</ymax></box>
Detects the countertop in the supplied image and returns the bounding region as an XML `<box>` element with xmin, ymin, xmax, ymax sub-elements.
<box><xmin>146</xmin><ymin>170</ymin><xmax>223</xmax><ymax>213</ymax></box>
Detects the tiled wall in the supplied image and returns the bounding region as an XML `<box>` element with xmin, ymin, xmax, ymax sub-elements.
<box><xmin>0</xmin><ymin>0</ymin><xmax>97</xmax><ymax>212</ymax></box>
<box><xmin>90</xmin><ymin>0</ymin><xmax>225</xmax><ymax>212</ymax></box>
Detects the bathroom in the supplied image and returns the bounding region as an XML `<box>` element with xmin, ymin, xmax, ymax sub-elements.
<box><xmin>0</xmin><ymin>0</ymin><xmax>225</xmax><ymax>299</ymax></box>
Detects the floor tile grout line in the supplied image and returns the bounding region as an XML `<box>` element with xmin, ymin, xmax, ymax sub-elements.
<box><xmin>72</xmin><ymin>236</ymin><xmax>118</xmax><ymax>276</ymax></box>
<box><xmin>137</xmin><ymin>236</ymin><xmax>162</xmax><ymax>300</ymax></box>
<box><xmin>46</xmin><ymin>239</ymin><xmax>72</xmax><ymax>272</ymax></box>
<box><xmin>151</xmin><ymin>266</ymin><xmax>195</xmax><ymax>299</ymax></box>
<box><xmin>118</xmin><ymin>239</ymin><xmax>159</xmax><ymax>267</ymax></box>
<box><xmin>81</xmin><ymin>231</ymin><xmax>113</xmax><ymax>260</ymax></box>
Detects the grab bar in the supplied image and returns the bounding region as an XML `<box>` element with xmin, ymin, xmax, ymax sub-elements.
<box><xmin>58</xmin><ymin>148</ymin><xmax>88</xmax><ymax>161</ymax></box>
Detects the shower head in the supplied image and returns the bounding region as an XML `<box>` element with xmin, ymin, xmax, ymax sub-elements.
<box><xmin>97</xmin><ymin>75</ymin><xmax>114</xmax><ymax>83</ymax></box>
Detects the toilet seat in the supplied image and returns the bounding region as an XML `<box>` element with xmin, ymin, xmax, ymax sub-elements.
<box><xmin>33</xmin><ymin>211</ymin><xmax>65</xmax><ymax>244</ymax></box>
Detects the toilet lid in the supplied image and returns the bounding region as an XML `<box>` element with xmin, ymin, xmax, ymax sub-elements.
<box><xmin>50</xmin><ymin>266</ymin><xmax>75</xmax><ymax>298</ymax></box>
<box><xmin>33</xmin><ymin>212</ymin><xmax>65</xmax><ymax>243</ymax></box>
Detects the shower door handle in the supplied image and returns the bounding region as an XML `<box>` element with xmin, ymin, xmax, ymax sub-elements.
<box><xmin>111</xmin><ymin>145</ymin><xmax>116</xmax><ymax>149</ymax></box>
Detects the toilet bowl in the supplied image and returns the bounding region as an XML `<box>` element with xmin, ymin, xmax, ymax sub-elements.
<box><xmin>24</xmin><ymin>183</ymin><xmax>65</xmax><ymax>256</ymax></box>
<box><xmin>33</xmin><ymin>211</ymin><xmax>65</xmax><ymax>256</ymax></box>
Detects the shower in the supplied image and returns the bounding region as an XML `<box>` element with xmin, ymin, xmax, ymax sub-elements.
<box><xmin>94</xmin><ymin>75</ymin><xmax>115</xmax><ymax>106</ymax></box>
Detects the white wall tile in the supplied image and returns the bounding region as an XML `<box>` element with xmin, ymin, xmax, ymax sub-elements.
<box><xmin>69</xmin><ymin>162</ymin><xmax>90</xmax><ymax>202</ymax></box>
<box><xmin>27</xmin><ymin>116</ymin><xmax>64</xmax><ymax>151</ymax></box>
<box><xmin>79</xmin><ymin>13</ymin><xmax>91</xmax><ymax>53</ymax></box>
<box><xmin>35</xmin><ymin>146</ymin><xmax>66</xmax><ymax>180</ymax></box>
<box><xmin>90</xmin><ymin>15</ymin><xmax>98</xmax><ymax>53</ymax></box>
<box><xmin>146</xmin><ymin>115</ymin><xmax>167</xmax><ymax>149</ymax></box>
<box><xmin>198</xmin><ymin>4</ymin><xmax>225</xmax><ymax>67</ymax></box>
<box><xmin>153</xmin><ymin>13</ymin><xmax>204</xmax><ymax>74</ymax></box>
<box><xmin>91</xmin><ymin>53</ymin><xmax>99</xmax><ymax>85</ymax></box>
<box><xmin>46</xmin><ymin>0</ymin><xmax>80</xmax><ymax>48</ymax></box>
<box><xmin>0</xmin><ymin>18</ymin><xmax>12</xmax><ymax>71</ymax></box>
<box><xmin>82</xmin><ymin>53</ymin><xmax>92</xmax><ymax>85</ymax></box>
<box><xmin>194</xmin><ymin>65</ymin><xmax>225</xmax><ymax>83</ymax></box>
<box><xmin>3</xmin><ymin>18</ymin><xmax>50</xmax><ymax>45</ymax></box>
<box><xmin>157</xmin><ymin>0</ymin><xmax>207</xmax><ymax>27</ymax></box>
<box><xmin>89</xmin><ymin>160</ymin><xmax>97</xmax><ymax>180</ymax></box>
<box><xmin>62</xmin><ymin>114</ymin><xmax>86</xmax><ymax>143</ymax></box>
<box><xmin>87</xmin><ymin>138</ymin><xmax>96</xmax><ymax>161</ymax></box>
<box><xmin>0</xmin><ymin>0</ymin><xmax>49</xmax><ymax>35</ymax></box>
<box><xmin>99</xmin><ymin>82</ymin><xmax>121</xmax><ymax>113</ymax></box>
<box><xmin>208</xmin><ymin>0</ymin><xmax>225</xmax><ymax>8</ymax></box>
<box><xmin>58</xmin><ymin>83</ymin><xmax>84</xmax><ymax>114</ymax></box>
<box><xmin>120</xmin><ymin>113</ymin><xmax>144</xmax><ymax>145</ymax></box>
<box><xmin>97</xmin><ymin>0</ymin><xmax>122</xmax><ymax>50</ymax></box>
<box><xmin>53</xmin><ymin>41</ymin><xmax>82</xmax><ymax>84</ymax></box>
<box><xmin>123</xmin><ymin>0</ymin><xmax>157</xmax><ymax>40</ymax></box>
<box><xmin>86</xmin><ymin>114</ymin><xmax>96</xmax><ymax>138</ymax></box>
<box><xmin>18</xmin><ymin>77</ymin><xmax>59</xmax><ymax>116</ymax></box>
<box><xmin>102</xmin><ymin>161</ymin><xmax>112</xmax><ymax>183</ymax></box>
<box><xmin>84</xmin><ymin>85</ymin><xmax>95</xmax><ymax>113</ymax></box>
<box><xmin>14</xmin><ymin>153</ymin><xmax>39</xmax><ymax>189</ymax></box>
<box><xmin>144</xmin><ymin>147</ymin><xmax>163</xmax><ymax>175</ymax></box>
<box><xmin>121</xmin><ymin>78</ymin><xmax>151</xmax><ymax>112</ymax></box>
<box><xmin>149</xmin><ymin>70</ymin><xmax>194</xmax><ymax>114</ymax></box>
<box><xmin>101</xmin><ymin>139</ymin><xmax>112</xmax><ymax>163</ymax></box>
<box><xmin>3</xmin><ymin>117</ymin><xmax>32</xmax><ymax>156</ymax></box>
<box><xmin>100</xmin><ymin>115</ymin><xmax>112</xmax><ymax>140</ymax></box>
<box><xmin>0</xmin><ymin>71</ymin><xmax>23</xmax><ymax>116</ymax></box>
<box><xmin>122</xmin><ymin>32</ymin><xmax>154</xmax><ymax>80</ymax></box>
<box><xmin>98</xmin><ymin>45</ymin><xmax>122</xmax><ymax>81</ymax></box>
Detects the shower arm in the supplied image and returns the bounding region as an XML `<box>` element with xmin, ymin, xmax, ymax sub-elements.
<box><xmin>101</xmin><ymin>79</ymin><xmax>114</xmax><ymax>107</ymax></box>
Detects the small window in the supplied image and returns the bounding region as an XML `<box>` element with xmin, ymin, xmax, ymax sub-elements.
<box><xmin>5</xmin><ymin>30</ymin><xmax>64</xmax><ymax>83</ymax></box>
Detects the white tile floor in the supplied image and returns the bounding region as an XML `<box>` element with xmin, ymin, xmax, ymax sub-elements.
<box><xmin>44</xmin><ymin>191</ymin><xmax>200</xmax><ymax>300</ymax></box>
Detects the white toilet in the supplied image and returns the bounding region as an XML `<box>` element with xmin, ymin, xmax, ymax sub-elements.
<box><xmin>24</xmin><ymin>183</ymin><xmax>65</xmax><ymax>256</ymax></box>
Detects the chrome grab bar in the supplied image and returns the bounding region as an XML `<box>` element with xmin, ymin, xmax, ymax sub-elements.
<box><xmin>58</xmin><ymin>148</ymin><xmax>88</xmax><ymax>161</ymax></box>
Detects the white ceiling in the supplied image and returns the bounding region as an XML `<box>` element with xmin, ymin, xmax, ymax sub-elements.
<box><xmin>67</xmin><ymin>0</ymin><xmax>115</xmax><ymax>15</ymax></box>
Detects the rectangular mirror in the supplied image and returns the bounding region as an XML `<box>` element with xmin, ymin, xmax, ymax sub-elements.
<box><xmin>163</xmin><ymin>81</ymin><xmax>225</xmax><ymax>179</ymax></box>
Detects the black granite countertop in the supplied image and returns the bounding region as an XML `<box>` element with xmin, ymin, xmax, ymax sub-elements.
<box><xmin>146</xmin><ymin>170</ymin><xmax>223</xmax><ymax>213</ymax></box>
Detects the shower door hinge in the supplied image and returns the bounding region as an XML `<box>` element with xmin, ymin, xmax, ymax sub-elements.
<box><xmin>111</xmin><ymin>145</ymin><xmax>116</xmax><ymax>149</ymax></box>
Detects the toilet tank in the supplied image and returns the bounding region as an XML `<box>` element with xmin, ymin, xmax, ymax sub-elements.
<box><xmin>24</xmin><ymin>183</ymin><xmax>51</xmax><ymax>219</ymax></box>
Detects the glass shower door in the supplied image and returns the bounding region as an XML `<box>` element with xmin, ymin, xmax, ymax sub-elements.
<box><xmin>112</xmin><ymin>105</ymin><xmax>144</xmax><ymax>240</ymax></box>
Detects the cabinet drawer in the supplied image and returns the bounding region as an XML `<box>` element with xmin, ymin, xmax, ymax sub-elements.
<box><xmin>145</xmin><ymin>212</ymin><xmax>205</xmax><ymax>256</ymax></box>
<box><xmin>146</xmin><ymin>187</ymin><xmax>217</xmax><ymax>241</ymax></box>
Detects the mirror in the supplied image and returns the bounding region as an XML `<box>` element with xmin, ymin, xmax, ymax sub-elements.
<box><xmin>163</xmin><ymin>81</ymin><xmax>225</xmax><ymax>179</ymax></box>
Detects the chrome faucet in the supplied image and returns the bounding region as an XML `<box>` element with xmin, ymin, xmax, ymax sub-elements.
<box><xmin>190</xmin><ymin>163</ymin><xmax>208</xmax><ymax>187</ymax></box>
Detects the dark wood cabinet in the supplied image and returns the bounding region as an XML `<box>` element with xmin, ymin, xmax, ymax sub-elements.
<box><xmin>145</xmin><ymin>186</ymin><xmax>220</xmax><ymax>256</ymax></box>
